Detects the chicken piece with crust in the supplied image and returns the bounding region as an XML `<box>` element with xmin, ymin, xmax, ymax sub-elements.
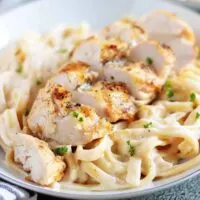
<box><xmin>52</xmin><ymin>61</ymin><xmax>98</xmax><ymax>92</ymax></box>
<box><xmin>104</xmin><ymin>41</ymin><xmax>174</xmax><ymax>102</ymax></box>
<box><xmin>140</xmin><ymin>11</ymin><xmax>195</xmax><ymax>70</ymax></box>
<box><xmin>100</xmin><ymin>17</ymin><xmax>148</xmax><ymax>45</ymax></box>
<box><xmin>13</xmin><ymin>133</ymin><xmax>66</xmax><ymax>186</ymax></box>
<box><xmin>27</xmin><ymin>82</ymin><xmax>112</xmax><ymax>145</ymax></box>
<box><xmin>27</xmin><ymin>82</ymin><xmax>71</xmax><ymax>139</ymax></box>
<box><xmin>72</xmin><ymin>81</ymin><xmax>136</xmax><ymax>122</ymax></box>
<box><xmin>71</xmin><ymin>37</ymin><xmax>129</xmax><ymax>74</ymax></box>
<box><xmin>104</xmin><ymin>61</ymin><xmax>159</xmax><ymax>102</ymax></box>
<box><xmin>129</xmin><ymin>41</ymin><xmax>175</xmax><ymax>81</ymax></box>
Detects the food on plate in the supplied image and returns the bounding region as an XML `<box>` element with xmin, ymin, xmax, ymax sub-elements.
<box><xmin>140</xmin><ymin>10</ymin><xmax>195</xmax><ymax>70</ymax></box>
<box><xmin>1</xmin><ymin>10</ymin><xmax>200</xmax><ymax>190</ymax></box>
<box><xmin>71</xmin><ymin>36</ymin><xmax>129</xmax><ymax>74</ymax></box>
<box><xmin>13</xmin><ymin>133</ymin><xmax>66</xmax><ymax>186</ymax></box>
<box><xmin>73</xmin><ymin>81</ymin><xmax>136</xmax><ymax>122</ymax></box>
<box><xmin>100</xmin><ymin>17</ymin><xmax>148</xmax><ymax>44</ymax></box>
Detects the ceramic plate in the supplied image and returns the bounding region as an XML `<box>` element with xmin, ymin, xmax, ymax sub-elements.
<box><xmin>0</xmin><ymin>0</ymin><xmax>200</xmax><ymax>199</ymax></box>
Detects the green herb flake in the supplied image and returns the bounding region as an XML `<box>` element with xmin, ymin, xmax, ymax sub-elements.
<box><xmin>165</xmin><ymin>80</ymin><xmax>172</xmax><ymax>88</ymax></box>
<box><xmin>196</xmin><ymin>112</ymin><xmax>200</xmax><ymax>120</ymax></box>
<box><xmin>36</xmin><ymin>79</ymin><xmax>43</xmax><ymax>86</ymax></box>
<box><xmin>126</xmin><ymin>140</ymin><xmax>135</xmax><ymax>157</ymax></box>
<box><xmin>16</xmin><ymin>64</ymin><xmax>23</xmax><ymax>73</ymax></box>
<box><xmin>190</xmin><ymin>93</ymin><xmax>196</xmax><ymax>102</ymax></box>
<box><xmin>57</xmin><ymin>48</ymin><xmax>68</xmax><ymax>54</ymax></box>
<box><xmin>79</xmin><ymin>116</ymin><xmax>84</xmax><ymax>122</ymax></box>
<box><xmin>55</xmin><ymin>146</ymin><xmax>68</xmax><ymax>156</ymax></box>
<box><xmin>146</xmin><ymin>57</ymin><xmax>153</xmax><ymax>65</ymax></box>
<box><xmin>165</xmin><ymin>80</ymin><xmax>174</xmax><ymax>99</ymax></box>
<box><xmin>71</xmin><ymin>111</ymin><xmax>79</xmax><ymax>118</ymax></box>
<box><xmin>144</xmin><ymin>122</ymin><xmax>153</xmax><ymax>129</ymax></box>
<box><xmin>166</xmin><ymin>89</ymin><xmax>174</xmax><ymax>98</ymax></box>
<box><xmin>111</xmin><ymin>76</ymin><xmax>114</xmax><ymax>80</ymax></box>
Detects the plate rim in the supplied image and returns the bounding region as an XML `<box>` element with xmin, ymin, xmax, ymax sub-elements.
<box><xmin>0</xmin><ymin>0</ymin><xmax>200</xmax><ymax>199</ymax></box>
<box><xmin>0</xmin><ymin>167</ymin><xmax>199</xmax><ymax>199</ymax></box>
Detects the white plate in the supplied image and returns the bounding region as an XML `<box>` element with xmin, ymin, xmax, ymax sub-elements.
<box><xmin>1</xmin><ymin>0</ymin><xmax>200</xmax><ymax>199</ymax></box>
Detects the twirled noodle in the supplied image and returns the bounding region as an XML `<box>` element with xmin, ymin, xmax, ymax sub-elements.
<box><xmin>76</xmin><ymin>136</ymin><xmax>113</xmax><ymax>161</ymax></box>
<box><xmin>0</xmin><ymin>109</ymin><xmax>20</xmax><ymax>151</ymax></box>
<box><xmin>126</xmin><ymin>157</ymin><xmax>141</xmax><ymax>186</ymax></box>
<box><xmin>159</xmin><ymin>154</ymin><xmax>200</xmax><ymax>177</ymax></box>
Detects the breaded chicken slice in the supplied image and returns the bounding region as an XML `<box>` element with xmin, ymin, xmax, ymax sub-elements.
<box><xmin>27</xmin><ymin>82</ymin><xmax>112</xmax><ymax>145</ymax></box>
<box><xmin>52</xmin><ymin>61</ymin><xmax>98</xmax><ymax>92</ymax></box>
<box><xmin>72</xmin><ymin>81</ymin><xmax>136</xmax><ymax>122</ymax></box>
<box><xmin>104</xmin><ymin>61</ymin><xmax>159</xmax><ymax>102</ymax></box>
<box><xmin>129</xmin><ymin>41</ymin><xmax>174</xmax><ymax>81</ymax></box>
<box><xmin>71</xmin><ymin>36</ymin><xmax>129</xmax><ymax>74</ymax></box>
<box><xmin>104</xmin><ymin>41</ymin><xmax>174</xmax><ymax>102</ymax></box>
<box><xmin>140</xmin><ymin>11</ymin><xmax>195</xmax><ymax>70</ymax></box>
<box><xmin>100</xmin><ymin>17</ymin><xmax>148</xmax><ymax>44</ymax></box>
<box><xmin>13</xmin><ymin>133</ymin><xmax>66</xmax><ymax>186</ymax></box>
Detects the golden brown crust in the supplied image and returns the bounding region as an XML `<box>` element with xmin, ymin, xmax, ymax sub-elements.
<box><xmin>124</xmin><ymin>61</ymin><xmax>160</xmax><ymax>93</ymax></box>
<box><xmin>121</xmin><ymin>17</ymin><xmax>146</xmax><ymax>35</ymax></box>
<box><xmin>101</xmin><ymin>39</ymin><xmax>129</xmax><ymax>64</ymax></box>
<box><xmin>101</xmin><ymin>81</ymin><xmax>130</xmax><ymax>94</ymax></box>
<box><xmin>59</xmin><ymin>61</ymin><xmax>89</xmax><ymax>73</ymax></box>
<box><xmin>15</xmin><ymin>48</ymin><xmax>26</xmax><ymax>64</ymax></box>
<box><xmin>84</xmin><ymin>81</ymin><xmax>136</xmax><ymax>122</ymax></box>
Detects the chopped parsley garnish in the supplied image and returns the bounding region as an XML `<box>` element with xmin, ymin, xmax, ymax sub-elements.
<box><xmin>166</xmin><ymin>89</ymin><xmax>174</xmax><ymax>98</ymax></box>
<box><xmin>55</xmin><ymin>146</ymin><xmax>68</xmax><ymax>156</ymax></box>
<box><xmin>165</xmin><ymin>80</ymin><xmax>172</xmax><ymax>88</ymax></box>
<box><xmin>126</xmin><ymin>140</ymin><xmax>135</xmax><ymax>157</ymax></box>
<box><xmin>24</xmin><ymin>109</ymin><xmax>29</xmax><ymax>117</ymax></box>
<box><xmin>71</xmin><ymin>111</ymin><xmax>79</xmax><ymax>118</ymax></box>
<box><xmin>16</xmin><ymin>64</ymin><xmax>23</xmax><ymax>73</ymax></box>
<box><xmin>144</xmin><ymin>122</ymin><xmax>153</xmax><ymax>129</ymax></box>
<box><xmin>71</xmin><ymin>111</ymin><xmax>84</xmax><ymax>122</ymax></box>
<box><xmin>165</xmin><ymin>80</ymin><xmax>174</xmax><ymax>98</ymax></box>
<box><xmin>190</xmin><ymin>92</ymin><xmax>196</xmax><ymax>102</ymax></box>
<box><xmin>196</xmin><ymin>112</ymin><xmax>200</xmax><ymax>120</ymax></box>
<box><xmin>36</xmin><ymin>79</ymin><xmax>42</xmax><ymax>86</ymax></box>
<box><xmin>146</xmin><ymin>57</ymin><xmax>153</xmax><ymax>65</ymax></box>
<box><xmin>79</xmin><ymin>117</ymin><xmax>84</xmax><ymax>122</ymax></box>
<box><xmin>57</xmin><ymin>48</ymin><xmax>68</xmax><ymax>54</ymax></box>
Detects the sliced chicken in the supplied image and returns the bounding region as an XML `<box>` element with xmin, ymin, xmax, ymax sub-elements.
<box><xmin>140</xmin><ymin>10</ymin><xmax>195</xmax><ymax>44</ymax></box>
<box><xmin>52</xmin><ymin>61</ymin><xmax>98</xmax><ymax>92</ymax></box>
<box><xmin>100</xmin><ymin>17</ymin><xmax>148</xmax><ymax>45</ymax></box>
<box><xmin>129</xmin><ymin>41</ymin><xmax>175</xmax><ymax>81</ymax></box>
<box><xmin>13</xmin><ymin>133</ymin><xmax>66</xmax><ymax>186</ymax></box>
<box><xmin>140</xmin><ymin>11</ymin><xmax>195</xmax><ymax>70</ymax></box>
<box><xmin>27</xmin><ymin>82</ymin><xmax>112</xmax><ymax>145</ymax></box>
<box><xmin>72</xmin><ymin>81</ymin><xmax>136</xmax><ymax>122</ymax></box>
<box><xmin>104</xmin><ymin>61</ymin><xmax>159</xmax><ymax>101</ymax></box>
<box><xmin>71</xmin><ymin>36</ymin><xmax>129</xmax><ymax>74</ymax></box>
<box><xmin>104</xmin><ymin>41</ymin><xmax>174</xmax><ymax>102</ymax></box>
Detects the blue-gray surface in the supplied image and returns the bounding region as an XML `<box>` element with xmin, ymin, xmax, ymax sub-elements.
<box><xmin>37</xmin><ymin>174</ymin><xmax>200</xmax><ymax>200</ymax></box>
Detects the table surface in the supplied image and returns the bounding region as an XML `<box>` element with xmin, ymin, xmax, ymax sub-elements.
<box><xmin>1</xmin><ymin>0</ymin><xmax>200</xmax><ymax>199</ymax></box>
<box><xmin>37</xmin><ymin>174</ymin><xmax>200</xmax><ymax>200</ymax></box>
